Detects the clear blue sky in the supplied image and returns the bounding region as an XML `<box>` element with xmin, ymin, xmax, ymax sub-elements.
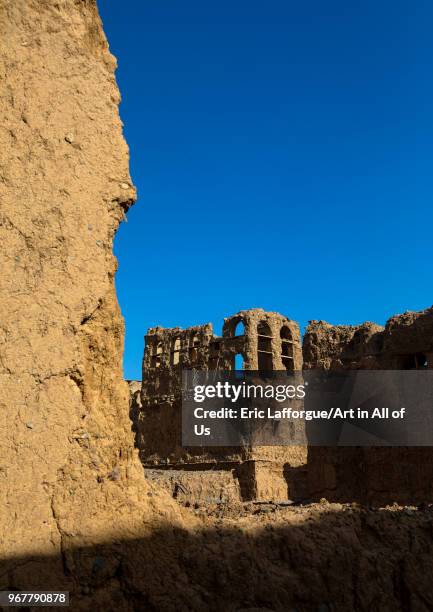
<box><xmin>99</xmin><ymin>0</ymin><xmax>433</xmax><ymax>380</ymax></box>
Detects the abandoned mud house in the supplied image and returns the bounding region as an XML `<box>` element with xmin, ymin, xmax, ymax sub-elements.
<box><xmin>130</xmin><ymin>309</ymin><xmax>306</xmax><ymax>502</ymax></box>
<box><xmin>130</xmin><ymin>305</ymin><xmax>433</xmax><ymax>506</ymax></box>
<box><xmin>304</xmin><ymin>307</ymin><xmax>433</xmax><ymax>505</ymax></box>
<box><xmin>142</xmin><ymin>308</ymin><xmax>302</xmax><ymax>373</ymax></box>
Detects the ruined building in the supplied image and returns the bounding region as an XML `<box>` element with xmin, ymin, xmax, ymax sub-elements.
<box><xmin>131</xmin><ymin>305</ymin><xmax>433</xmax><ymax>507</ymax></box>
<box><xmin>304</xmin><ymin>306</ymin><xmax>433</xmax><ymax>505</ymax></box>
<box><xmin>131</xmin><ymin>308</ymin><xmax>307</xmax><ymax>502</ymax></box>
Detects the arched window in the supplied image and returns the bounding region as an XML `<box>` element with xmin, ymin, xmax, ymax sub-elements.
<box><xmin>223</xmin><ymin>317</ymin><xmax>245</xmax><ymax>338</ymax></box>
<box><xmin>209</xmin><ymin>341</ymin><xmax>221</xmax><ymax>369</ymax></box>
<box><xmin>189</xmin><ymin>335</ymin><xmax>200</xmax><ymax>362</ymax></box>
<box><xmin>235</xmin><ymin>353</ymin><xmax>244</xmax><ymax>370</ymax></box>
<box><xmin>417</xmin><ymin>353</ymin><xmax>429</xmax><ymax>368</ymax></box>
<box><xmin>400</xmin><ymin>353</ymin><xmax>428</xmax><ymax>369</ymax></box>
<box><xmin>280</xmin><ymin>326</ymin><xmax>294</xmax><ymax>371</ymax></box>
<box><xmin>234</xmin><ymin>320</ymin><xmax>245</xmax><ymax>336</ymax></box>
<box><xmin>257</xmin><ymin>321</ymin><xmax>273</xmax><ymax>371</ymax></box>
<box><xmin>152</xmin><ymin>342</ymin><xmax>163</xmax><ymax>368</ymax></box>
<box><xmin>171</xmin><ymin>337</ymin><xmax>181</xmax><ymax>365</ymax></box>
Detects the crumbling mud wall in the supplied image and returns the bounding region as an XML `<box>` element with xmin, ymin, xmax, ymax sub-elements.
<box><xmin>304</xmin><ymin>307</ymin><xmax>433</xmax><ymax>504</ymax></box>
<box><xmin>134</xmin><ymin>309</ymin><xmax>306</xmax><ymax>501</ymax></box>
<box><xmin>138</xmin><ymin>309</ymin><xmax>302</xmax><ymax>463</ymax></box>
<box><xmin>4</xmin><ymin>3</ymin><xmax>433</xmax><ymax>610</ymax></box>
<box><xmin>0</xmin><ymin>0</ymin><xmax>185</xmax><ymax>595</ymax></box>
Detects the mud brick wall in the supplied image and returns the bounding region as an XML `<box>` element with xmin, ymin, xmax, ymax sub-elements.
<box><xmin>304</xmin><ymin>307</ymin><xmax>433</xmax><ymax>505</ymax></box>
<box><xmin>136</xmin><ymin>308</ymin><xmax>303</xmax><ymax>465</ymax></box>
<box><xmin>0</xmin><ymin>0</ymin><xmax>186</xmax><ymax>601</ymax></box>
<box><xmin>132</xmin><ymin>309</ymin><xmax>306</xmax><ymax>501</ymax></box>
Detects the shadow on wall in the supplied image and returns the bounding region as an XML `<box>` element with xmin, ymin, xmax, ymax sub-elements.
<box><xmin>1</xmin><ymin>508</ymin><xmax>433</xmax><ymax>611</ymax></box>
<box><xmin>307</xmin><ymin>446</ymin><xmax>433</xmax><ymax>506</ymax></box>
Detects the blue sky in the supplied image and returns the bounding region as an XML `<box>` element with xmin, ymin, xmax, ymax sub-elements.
<box><xmin>99</xmin><ymin>0</ymin><xmax>433</xmax><ymax>380</ymax></box>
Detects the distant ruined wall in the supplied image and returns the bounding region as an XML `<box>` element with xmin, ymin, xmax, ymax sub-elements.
<box><xmin>133</xmin><ymin>309</ymin><xmax>306</xmax><ymax>501</ymax></box>
<box><xmin>137</xmin><ymin>309</ymin><xmax>302</xmax><ymax>465</ymax></box>
<box><xmin>304</xmin><ymin>307</ymin><xmax>433</xmax><ymax>504</ymax></box>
